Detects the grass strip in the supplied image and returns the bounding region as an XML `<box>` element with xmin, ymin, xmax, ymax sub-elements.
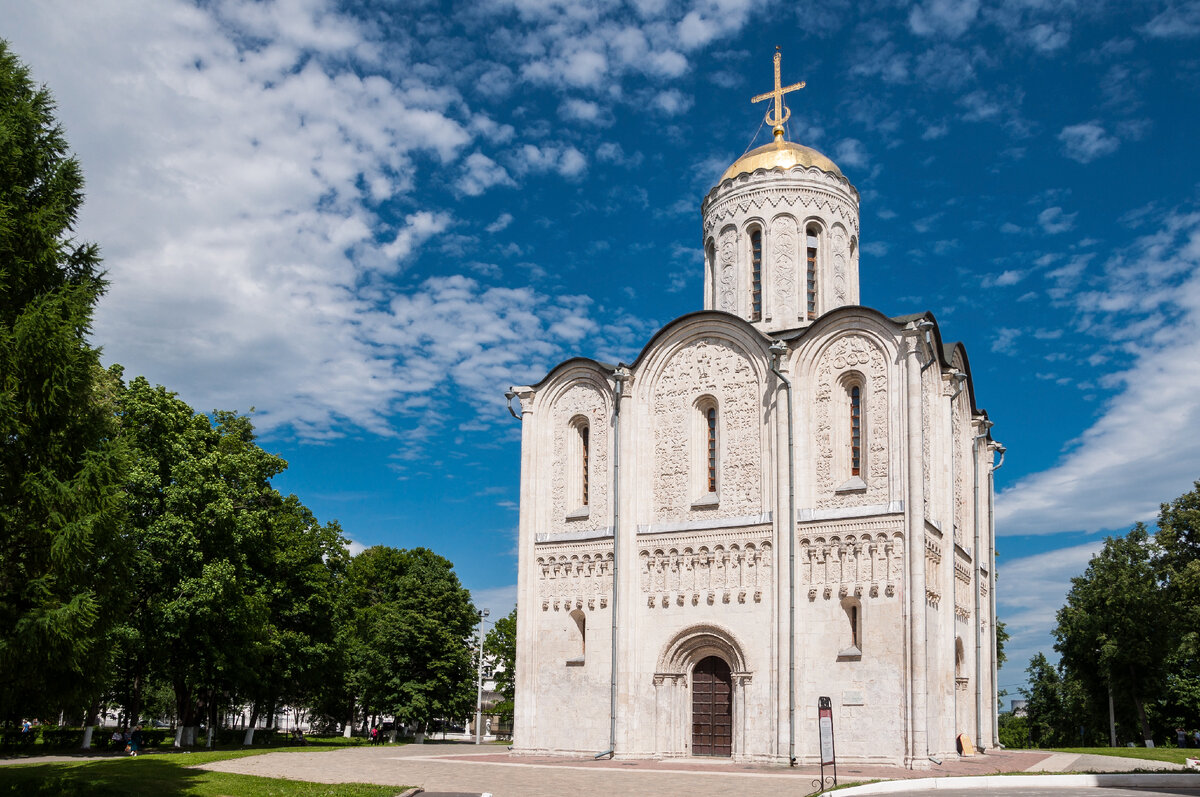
<box><xmin>1044</xmin><ymin>746</ymin><xmax>1192</xmax><ymax>765</ymax></box>
<box><xmin>0</xmin><ymin>750</ymin><xmax>405</xmax><ymax>796</ymax></box>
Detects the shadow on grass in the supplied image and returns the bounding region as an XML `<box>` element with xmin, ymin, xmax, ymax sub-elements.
<box><xmin>0</xmin><ymin>759</ymin><xmax>203</xmax><ymax>796</ymax></box>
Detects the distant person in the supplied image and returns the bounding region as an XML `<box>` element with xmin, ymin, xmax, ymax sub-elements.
<box><xmin>128</xmin><ymin>725</ymin><xmax>142</xmax><ymax>757</ymax></box>
<box><xmin>20</xmin><ymin>719</ymin><xmax>30</xmax><ymax>733</ymax></box>
<box><xmin>370</xmin><ymin>725</ymin><xmax>378</xmax><ymax>745</ymax></box>
<box><xmin>110</xmin><ymin>728</ymin><xmax>122</xmax><ymax>749</ymax></box>
<box><xmin>1193</xmin><ymin>729</ymin><xmax>1200</xmax><ymax>749</ymax></box>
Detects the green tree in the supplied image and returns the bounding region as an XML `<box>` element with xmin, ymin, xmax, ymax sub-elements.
<box><xmin>1152</xmin><ymin>481</ymin><xmax>1200</xmax><ymax>729</ymax></box>
<box><xmin>342</xmin><ymin>546</ymin><xmax>476</xmax><ymax>733</ymax></box>
<box><xmin>1022</xmin><ymin>653</ymin><xmax>1095</xmax><ymax>747</ymax></box>
<box><xmin>1053</xmin><ymin>525</ymin><xmax>1167</xmax><ymax>744</ymax></box>
<box><xmin>0</xmin><ymin>40</ymin><xmax>129</xmax><ymax>721</ymax></box>
<box><xmin>484</xmin><ymin>608</ymin><xmax>516</xmax><ymax>724</ymax></box>
<box><xmin>113</xmin><ymin>376</ymin><xmax>292</xmax><ymax>737</ymax></box>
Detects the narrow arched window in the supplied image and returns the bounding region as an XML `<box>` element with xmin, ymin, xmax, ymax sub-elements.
<box><xmin>850</xmin><ymin>385</ymin><xmax>862</xmax><ymax>476</ymax></box>
<box><xmin>580</xmin><ymin>424</ymin><xmax>590</xmax><ymax>506</ymax></box>
<box><xmin>806</xmin><ymin>226</ymin><xmax>819</xmax><ymax>320</ymax></box>
<box><xmin>707</xmin><ymin>407</ymin><xmax>718</xmax><ymax>492</ymax></box>
<box><xmin>750</xmin><ymin>228</ymin><xmax>763</xmax><ymax>321</ymax></box>
<box><xmin>850</xmin><ymin>603</ymin><xmax>860</xmax><ymax>648</ymax></box>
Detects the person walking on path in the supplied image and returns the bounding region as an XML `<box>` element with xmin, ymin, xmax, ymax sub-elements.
<box><xmin>128</xmin><ymin>725</ymin><xmax>143</xmax><ymax>757</ymax></box>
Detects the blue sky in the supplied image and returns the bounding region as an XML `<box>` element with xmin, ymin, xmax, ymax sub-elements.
<box><xmin>6</xmin><ymin>0</ymin><xmax>1200</xmax><ymax>697</ymax></box>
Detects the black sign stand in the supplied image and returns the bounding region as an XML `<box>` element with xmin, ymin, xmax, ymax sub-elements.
<box><xmin>813</xmin><ymin>696</ymin><xmax>838</xmax><ymax>795</ymax></box>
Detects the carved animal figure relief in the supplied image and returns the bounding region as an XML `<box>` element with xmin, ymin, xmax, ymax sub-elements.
<box><xmin>813</xmin><ymin>335</ymin><xmax>890</xmax><ymax>508</ymax></box>
<box><xmin>652</xmin><ymin>337</ymin><xmax>762</xmax><ymax>522</ymax></box>
<box><xmin>549</xmin><ymin>382</ymin><xmax>609</xmax><ymax>533</ymax></box>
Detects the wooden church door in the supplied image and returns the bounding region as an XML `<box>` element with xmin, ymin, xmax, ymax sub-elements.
<box><xmin>691</xmin><ymin>656</ymin><xmax>732</xmax><ymax>756</ymax></box>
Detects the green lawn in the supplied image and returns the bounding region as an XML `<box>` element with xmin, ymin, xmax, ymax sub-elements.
<box><xmin>1047</xmin><ymin>746</ymin><xmax>1194</xmax><ymax>765</ymax></box>
<box><xmin>0</xmin><ymin>747</ymin><xmax>406</xmax><ymax>796</ymax></box>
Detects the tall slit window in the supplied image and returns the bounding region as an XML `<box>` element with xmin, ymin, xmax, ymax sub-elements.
<box><xmin>850</xmin><ymin>385</ymin><xmax>862</xmax><ymax>476</ymax></box>
<box><xmin>750</xmin><ymin>228</ymin><xmax>763</xmax><ymax>321</ymax></box>
<box><xmin>706</xmin><ymin>407</ymin><xmax>718</xmax><ymax>492</ymax></box>
<box><xmin>806</xmin><ymin>226</ymin><xmax>819</xmax><ymax>320</ymax></box>
<box><xmin>580</xmin><ymin>425</ymin><xmax>590</xmax><ymax>506</ymax></box>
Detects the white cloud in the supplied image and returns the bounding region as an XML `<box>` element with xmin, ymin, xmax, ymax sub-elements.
<box><xmin>1024</xmin><ymin>21</ymin><xmax>1070</xmax><ymax>52</ymax></box>
<box><xmin>559</xmin><ymin>97</ymin><xmax>611</xmax><ymax>125</ymax></box>
<box><xmin>510</xmin><ymin>144</ymin><xmax>588</xmax><ymax>179</ymax></box>
<box><xmin>457</xmin><ymin>152</ymin><xmax>516</xmax><ymax>196</ymax></box>
<box><xmin>1142</xmin><ymin>1</ymin><xmax>1200</xmax><ymax>38</ymax></box>
<box><xmin>1038</xmin><ymin>206</ymin><xmax>1077</xmax><ymax>234</ymax></box>
<box><xmin>651</xmin><ymin>88</ymin><xmax>693</xmax><ymax>116</ymax></box>
<box><xmin>991</xmin><ymin>327</ymin><xmax>1021</xmax><ymax>354</ymax></box>
<box><xmin>996</xmin><ymin>540</ymin><xmax>1105</xmax><ymax>680</ymax></box>
<box><xmin>984</xmin><ymin>270</ymin><xmax>1025</xmax><ymax>287</ymax></box>
<box><xmin>382</xmin><ymin>212</ymin><xmax>454</xmax><ymax>263</ymax></box>
<box><xmin>485</xmin><ymin>213</ymin><xmax>514</xmax><ymax>234</ymax></box>
<box><xmin>2</xmin><ymin>1</ymin><xmax>509</xmax><ymax>438</ymax></box>
<box><xmin>908</xmin><ymin>0</ymin><xmax>980</xmax><ymax>38</ymax></box>
<box><xmin>1059</xmin><ymin>121</ymin><xmax>1119</xmax><ymax>163</ymax></box>
<box><xmin>998</xmin><ymin>210</ymin><xmax>1200</xmax><ymax>536</ymax></box>
<box><xmin>834</xmin><ymin>138</ymin><xmax>869</xmax><ymax>170</ymax></box>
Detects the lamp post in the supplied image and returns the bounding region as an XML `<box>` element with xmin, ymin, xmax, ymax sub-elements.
<box><xmin>475</xmin><ymin>608</ymin><xmax>490</xmax><ymax>745</ymax></box>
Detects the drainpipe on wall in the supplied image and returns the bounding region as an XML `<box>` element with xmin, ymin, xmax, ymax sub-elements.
<box><xmin>989</xmin><ymin>443</ymin><xmax>1005</xmax><ymax>749</ymax></box>
<box><xmin>769</xmin><ymin>340</ymin><xmax>797</xmax><ymax>767</ymax></box>
<box><xmin>972</xmin><ymin>419</ymin><xmax>993</xmax><ymax>751</ymax></box>
<box><xmin>596</xmin><ymin>366</ymin><xmax>630</xmax><ymax>760</ymax></box>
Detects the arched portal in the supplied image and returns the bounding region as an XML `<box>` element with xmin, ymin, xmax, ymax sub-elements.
<box><xmin>692</xmin><ymin>656</ymin><xmax>732</xmax><ymax>756</ymax></box>
<box><xmin>653</xmin><ymin>624</ymin><xmax>751</xmax><ymax>759</ymax></box>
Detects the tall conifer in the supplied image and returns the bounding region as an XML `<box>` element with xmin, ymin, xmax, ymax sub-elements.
<box><xmin>0</xmin><ymin>40</ymin><xmax>127</xmax><ymax>719</ymax></box>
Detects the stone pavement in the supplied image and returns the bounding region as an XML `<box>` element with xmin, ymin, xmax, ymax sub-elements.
<box><xmin>194</xmin><ymin>744</ymin><xmax>1185</xmax><ymax>797</ymax></box>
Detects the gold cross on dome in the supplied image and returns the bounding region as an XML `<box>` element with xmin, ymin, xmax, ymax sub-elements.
<box><xmin>751</xmin><ymin>47</ymin><xmax>805</xmax><ymax>138</ymax></box>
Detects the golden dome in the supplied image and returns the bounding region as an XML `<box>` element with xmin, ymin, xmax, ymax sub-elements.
<box><xmin>718</xmin><ymin>137</ymin><xmax>845</xmax><ymax>185</ymax></box>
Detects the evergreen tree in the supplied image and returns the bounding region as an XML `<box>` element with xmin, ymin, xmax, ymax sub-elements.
<box><xmin>0</xmin><ymin>40</ymin><xmax>128</xmax><ymax>720</ymax></box>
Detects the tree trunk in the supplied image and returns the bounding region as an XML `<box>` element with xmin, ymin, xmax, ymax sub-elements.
<box><xmin>1129</xmin><ymin>665</ymin><xmax>1154</xmax><ymax>745</ymax></box>
<box><xmin>81</xmin><ymin>701</ymin><xmax>100</xmax><ymax>750</ymax></box>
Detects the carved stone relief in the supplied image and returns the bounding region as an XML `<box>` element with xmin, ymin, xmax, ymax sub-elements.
<box><xmin>549</xmin><ymin>382</ymin><xmax>609</xmax><ymax>534</ymax></box>
<box><xmin>922</xmin><ymin>368</ymin><xmax>933</xmax><ymax>517</ymax></box>
<box><xmin>718</xmin><ymin>228</ymin><xmax>737</xmax><ymax>312</ymax></box>
<box><xmin>640</xmin><ymin>535</ymin><xmax>772</xmax><ymax>608</ymax></box>
<box><xmin>925</xmin><ymin>535</ymin><xmax>941</xmax><ymax>608</ymax></box>
<box><xmin>770</xmin><ymin>215</ymin><xmax>797</xmax><ymax>322</ymax></box>
<box><xmin>831</xmin><ymin>224</ymin><xmax>848</xmax><ymax>306</ymax></box>
<box><xmin>537</xmin><ymin>548</ymin><xmax>614</xmax><ymax>612</ymax></box>
<box><xmin>652</xmin><ymin>337</ymin><xmax>762</xmax><ymax>523</ymax></box>
<box><xmin>703</xmin><ymin>183</ymin><xmax>860</xmax><ymax>240</ymax></box>
<box><xmin>953</xmin><ymin>393</ymin><xmax>969</xmax><ymax>549</ymax></box>
<box><xmin>813</xmin><ymin>335</ymin><xmax>889</xmax><ymax>509</ymax></box>
<box><xmin>799</xmin><ymin>531</ymin><xmax>903</xmax><ymax>600</ymax></box>
<box><xmin>954</xmin><ymin>556</ymin><xmax>972</xmax><ymax>622</ymax></box>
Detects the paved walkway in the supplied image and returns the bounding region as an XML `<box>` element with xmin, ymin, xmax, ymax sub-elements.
<box><xmin>194</xmin><ymin>744</ymin><xmax>1187</xmax><ymax>797</ymax></box>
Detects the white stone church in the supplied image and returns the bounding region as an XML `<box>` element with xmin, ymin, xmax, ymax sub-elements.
<box><xmin>506</xmin><ymin>58</ymin><xmax>1003</xmax><ymax>767</ymax></box>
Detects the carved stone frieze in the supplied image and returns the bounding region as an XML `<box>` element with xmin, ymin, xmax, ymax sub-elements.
<box><xmin>550</xmin><ymin>382</ymin><xmax>609</xmax><ymax>533</ymax></box>
<box><xmin>639</xmin><ymin>534</ymin><xmax>772</xmax><ymax>609</ymax></box>
<box><xmin>770</xmin><ymin>215</ymin><xmax>797</xmax><ymax>321</ymax></box>
<box><xmin>799</xmin><ymin>531</ymin><xmax>902</xmax><ymax>601</ymax></box>
<box><xmin>703</xmin><ymin>181</ymin><xmax>860</xmax><ymax>239</ymax></box>
<box><xmin>954</xmin><ymin>557</ymin><xmax>972</xmax><ymax>622</ymax></box>
<box><xmin>831</xmin><ymin>224</ymin><xmax>849</xmax><ymax>306</ymax></box>
<box><xmin>813</xmin><ymin>335</ymin><xmax>890</xmax><ymax>509</ymax></box>
<box><xmin>537</xmin><ymin>547</ymin><xmax>614</xmax><ymax>611</ymax></box>
<box><xmin>718</xmin><ymin>228</ymin><xmax>737</xmax><ymax>312</ymax></box>
<box><xmin>922</xmin><ymin>367</ymin><xmax>933</xmax><ymax>517</ymax></box>
<box><xmin>953</xmin><ymin>393</ymin><xmax>970</xmax><ymax>550</ymax></box>
<box><xmin>652</xmin><ymin>337</ymin><xmax>762</xmax><ymax>523</ymax></box>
